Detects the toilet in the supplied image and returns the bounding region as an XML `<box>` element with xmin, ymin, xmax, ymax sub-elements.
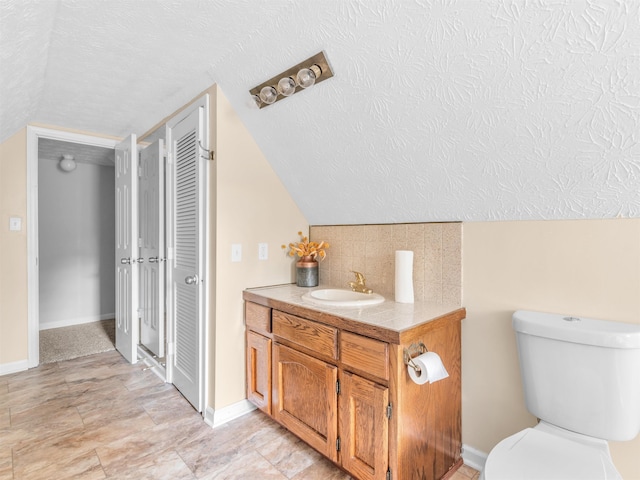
<box><xmin>481</xmin><ymin>310</ymin><xmax>640</xmax><ymax>480</ymax></box>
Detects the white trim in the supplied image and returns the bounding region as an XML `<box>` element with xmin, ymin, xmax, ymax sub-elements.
<box><xmin>0</xmin><ymin>359</ymin><xmax>30</xmax><ymax>376</ymax></box>
<box><xmin>39</xmin><ymin>313</ymin><xmax>115</xmax><ymax>331</ymax></box>
<box><xmin>204</xmin><ymin>400</ymin><xmax>257</xmax><ymax>429</ymax></box>
<box><xmin>163</xmin><ymin>124</ymin><xmax>174</xmax><ymax>385</ymax></box>
<box><xmin>26</xmin><ymin>126</ymin><xmax>119</xmax><ymax>368</ymax></box>
<box><xmin>204</xmin><ymin>406</ymin><xmax>215</xmax><ymax>426</ymax></box>
<box><xmin>461</xmin><ymin>443</ymin><xmax>488</xmax><ymax>472</ymax></box>
<box><xmin>201</xmin><ymin>94</ymin><xmax>211</xmax><ymax>422</ymax></box>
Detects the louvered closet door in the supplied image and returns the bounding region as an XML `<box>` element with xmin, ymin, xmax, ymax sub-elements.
<box><xmin>169</xmin><ymin>108</ymin><xmax>205</xmax><ymax>411</ymax></box>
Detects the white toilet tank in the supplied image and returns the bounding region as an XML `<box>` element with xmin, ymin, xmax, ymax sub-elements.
<box><xmin>513</xmin><ymin>310</ymin><xmax>640</xmax><ymax>441</ymax></box>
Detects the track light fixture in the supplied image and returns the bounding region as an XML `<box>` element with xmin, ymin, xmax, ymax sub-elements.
<box><xmin>250</xmin><ymin>51</ymin><xmax>334</xmax><ymax>109</ymax></box>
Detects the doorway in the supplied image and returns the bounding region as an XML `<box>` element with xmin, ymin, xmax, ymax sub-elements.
<box><xmin>37</xmin><ymin>137</ymin><xmax>117</xmax><ymax>363</ymax></box>
<box><xmin>27</xmin><ymin>127</ymin><xmax>116</xmax><ymax>368</ymax></box>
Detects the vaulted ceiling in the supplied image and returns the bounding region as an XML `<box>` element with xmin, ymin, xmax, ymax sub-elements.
<box><xmin>1</xmin><ymin>1</ymin><xmax>638</xmax><ymax>224</ymax></box>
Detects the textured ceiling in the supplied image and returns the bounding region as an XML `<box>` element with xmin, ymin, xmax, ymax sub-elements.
<box><xmin>1</xmin><ymin>0</ymin><xmax>639</xmax><ymax>224</ymax></box>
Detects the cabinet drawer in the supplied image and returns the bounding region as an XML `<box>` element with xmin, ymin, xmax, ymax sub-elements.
<box><xmin>340</xmin><ymin>331</ymin><xmax>389</xmax><ymax>381</ymax></box>
<box><xmin>272</xmin><ymin>310</ymin><xmax>338</xmax><ymax>359</ymax></box>
<box><xmin>245</xmin><ymin>302</ymin><xmax>271</xmax><ymax>334</ymax></box>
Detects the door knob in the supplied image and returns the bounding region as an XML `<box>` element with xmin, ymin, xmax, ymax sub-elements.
<box><xmin>185</xmin><ymin>275</ymin><xmax>198</xmax><ymax>285</ymax></box>
<box><xmin>148</xmin><ymin>256</ymin><xmax>158</xmax><ymax>263</ymax></box>
<box><xmin>120</xmin><ymin>258</ymin><xmax>130</xmax><ymax>264</ymax></box>
<box><xmin>135</xmin><ymin>258</ymin><xmax>144</xmax><ymax>263</ymax></box>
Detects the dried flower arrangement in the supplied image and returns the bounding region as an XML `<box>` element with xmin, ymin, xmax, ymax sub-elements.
<box><xmin>282</xmin><ymin>231</ymin><xmax>330</xmax><ymax>261</ymax></box>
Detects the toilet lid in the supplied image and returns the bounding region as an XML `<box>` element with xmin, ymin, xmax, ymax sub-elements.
<box><xmin>484</xmin><ymin>428</ymin><xmax>621</xmax><ymax>480</ymax></box>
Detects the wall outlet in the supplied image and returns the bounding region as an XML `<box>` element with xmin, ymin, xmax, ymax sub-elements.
<box><xmin>258</xmin><ymin>243</ymin><xmax>268</xmax><ymax>260</ymax></box>
<box><xmin>9</xmin><ymin>216</ymin><xmax>22</xmax><ymax>231</ymax></box>
<box><xmin>231</xmin><ymin>243</ymin><xmax>242</xmax><ymax>262</ymax></box>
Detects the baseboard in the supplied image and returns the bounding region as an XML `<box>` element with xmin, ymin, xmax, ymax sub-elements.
<box><xmin>0</xmin><ymin>359</ymin><xmax>30</xmax><ymax>376</ymax></box>
<box><xmin>462</xmin><ymin>443</ymin><xmax>488</xmax><ymax>472</ymax></box>
<box><xmin>39</xmin><ymin>313</ymin><xmax>115</xmax><ymax>331</ymax></box>
<box><xmin>204</xmin><ymin>400</ymin><xmax>257</xmax><ymax>429</ymax></box>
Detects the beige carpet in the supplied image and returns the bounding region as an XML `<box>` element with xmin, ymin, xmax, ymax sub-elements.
<box><xmin>39</xmin><ymin>319</ymin><xmax>116</xmax><ymax>364</ymax></box>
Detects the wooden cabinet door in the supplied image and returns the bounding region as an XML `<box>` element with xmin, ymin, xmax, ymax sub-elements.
<box><xmin>273</xmin><ymin>343</ymin><xmax>338</xmax><ymax>462</ymax></box>
<box><xmin>246</xmin><ymin>331</ymin><xmax>271</xmax><ymax>414</ymax></box>
<box><xmin>340</xmin><ymin>371</ymin><xmax>389</xmax><ymax>480</ymax></box>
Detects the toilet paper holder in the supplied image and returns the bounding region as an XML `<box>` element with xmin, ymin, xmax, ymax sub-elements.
<box><xmin>403</xmin><ymin>341</ymin><xmax>428</xmax><ymax>373</ymax></box>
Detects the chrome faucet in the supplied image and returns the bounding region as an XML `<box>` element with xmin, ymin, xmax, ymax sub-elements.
<box><xmin>348</xmin><ymin>271</ymin><xmax>373</xmax><ymax>294</ymax></box>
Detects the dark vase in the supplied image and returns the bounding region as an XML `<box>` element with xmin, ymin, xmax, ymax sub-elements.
<box><xmin>296</xmin><ymin>256</ymin><xmax>319</xmax><ymax>287</ymax></box>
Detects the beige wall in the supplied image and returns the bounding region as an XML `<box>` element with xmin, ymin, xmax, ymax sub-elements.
<box><xmin>462</xmin><ymin>218</ymin><xmax>640</xmax><ymax>479</ymax></box>
<box><xmin>311</xmin><ymin>223</ymin><xmax>461</xmax><ymax>305</ymax></box>
<box><xmin>213</xmin><ymin>86</ymin><xmax>308</xmax><ymax>409</ymax></box>
<box><xmin>0</xmin><ymin>128</ymin><xmax>28</xmax><ymax>367</ymax></box>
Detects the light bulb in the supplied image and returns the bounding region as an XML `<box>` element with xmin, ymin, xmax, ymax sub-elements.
<box><xmin>59</xmin><ymin>154</ymin><xmax>76</xmax><ymax>172</ymax></box>
<box><xmin>277</xmin><ymin>77</ymin><xmax>296</xmax><ymax>96</ymax></box>
<box><xmin>259</xmin><ymin>86</ymin><xmax>278</xmax><ymax>104</ymax></box>
<box><xmin>296</xmin><ymin>64</ymin><xmax>322</xmax><ymax>88</ymax></box>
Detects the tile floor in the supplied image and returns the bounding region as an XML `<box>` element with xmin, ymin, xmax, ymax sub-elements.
<box><xmin>0</xmin><ymin>350</ymin><xmax>480</xmax><ymax>479</ymax></box>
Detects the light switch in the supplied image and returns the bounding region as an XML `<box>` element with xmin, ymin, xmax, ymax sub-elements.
<box><xmin>9</xmin><ymin>216</ymin><xmax>22</xmax><ymax>231</ymax></box>
<box><xmin>231</xmin><ymin>243</ymin><xmax>242</xmax><ymax>262</ymax></box>
<box><xmin>258</xmin><ymin>243</ymin><xmax>268</xmax><ymax>260</ymax></box>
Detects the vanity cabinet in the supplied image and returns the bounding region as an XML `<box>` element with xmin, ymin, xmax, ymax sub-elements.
<box><xmin>244</xmin><ymin>289</ymin><xmax>465</xmax><ymax>480</ymax></box>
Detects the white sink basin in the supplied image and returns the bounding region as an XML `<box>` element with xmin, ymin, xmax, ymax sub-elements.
<box><xmin>302</xmin><ymin>289</ymin><xmax>385</xmax><ymax>307</ymax></box>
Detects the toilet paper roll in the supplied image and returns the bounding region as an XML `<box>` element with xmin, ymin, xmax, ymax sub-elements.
<box><xmin>407</xmin><ymin>352</ymin><xmax>449</xmax><ymax>385</ymax></box>
<box><xmin>395</xmin><ymin>250</ymin><xmax>414</xmax><ymax>304</ymax></box>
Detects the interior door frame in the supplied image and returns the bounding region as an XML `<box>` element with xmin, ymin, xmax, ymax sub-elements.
<box><xmin>26</xmin><ymin>126</ymin><xmax>119</xmax><ymax>367</ymax></box>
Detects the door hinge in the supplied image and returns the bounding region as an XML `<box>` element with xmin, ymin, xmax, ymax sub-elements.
<box><xmin>336</xmin><ymin>379</ymin><xmax>341</xmax><ymax>395</ymax></box>
<box><xmin>209</xmin><ymin>150</ymin><xmax>215</xmax><ymax>162</ymax></box>
<box><xmin>386</xmin><ymin>467</ymin><xmax>391</xmax><ymax>480</ymax></box>
<box><xmin>336</xmin><ymin>437</ymin><xmax>341</xmax><ymax>452</ymax></box>
<box><xmin>386</xmin><ymin>403</ymin><xmax>392</xmax><ymax>419</ymax></box>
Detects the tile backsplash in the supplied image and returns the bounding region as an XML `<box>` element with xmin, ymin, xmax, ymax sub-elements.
<box><xmin>310</xmin><ymin>223</ymin><xmax>461</xmax><ymax>305</ymax></box>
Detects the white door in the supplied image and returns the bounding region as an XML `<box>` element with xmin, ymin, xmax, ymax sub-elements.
<box><xmin>139</xmin><ymin>139</ymin><xmax>165</xmax><ymax>358</ymax></box>
<box><xmin>115</xmin><ymin>135</ymin><xmax>139</xmax><ymax>363</ymax></box>
<box><xmin>168</xmin><ymin>107</ymin><xmax>206</xmax><ymax>411</ymax></box>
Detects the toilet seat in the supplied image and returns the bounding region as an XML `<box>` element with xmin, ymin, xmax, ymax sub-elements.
<box><xmin>483</xmin><ymin>427</ymin><xmax>621</xmax><ymax>480</ymax></box>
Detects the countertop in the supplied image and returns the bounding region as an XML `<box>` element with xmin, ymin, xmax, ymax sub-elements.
<box><xmin>243</xmin><ymin>283</ymin><xmax>465</xmax><ymax>343</ymax></box>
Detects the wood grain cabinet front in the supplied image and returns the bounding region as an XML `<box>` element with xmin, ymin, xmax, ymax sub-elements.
<box><xmin>243</xmin><ymin>297</ymin><xmax>464</xmax><ymax>480</ymax></box>
<box><xmin>273</xmin><ymin>342</ymin><xmax>338</xmax><ymax>462</ymax></box>
<box><xmin>246</xmin><ymin>330</ymin><xmax>271</xmax><ymax>415</ymax></box>
<box><xmin>272</xmin><ymin>310</ymin><xmax>338</xmax><ymax>359</ymax></box>
<box><xmin>340</xmin><ymin>371</ymin><xmax>389</xmax><ymax>480</ymax></box>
